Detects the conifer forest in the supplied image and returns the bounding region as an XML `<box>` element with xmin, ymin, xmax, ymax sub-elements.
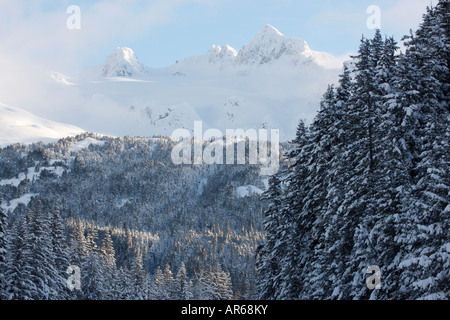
<box><xmin>0</xmin><ymin>0</ymin><xmax>448</xmax><ymax>300</ymax></box>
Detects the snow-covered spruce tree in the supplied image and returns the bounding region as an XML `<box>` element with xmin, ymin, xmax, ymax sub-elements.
<box><xmin>366</xmin><ymin>35</ymin><xmax>409</xmax><ymax>300</ymax></box>
<box><xmin>320</xmin><ymin>35</ymin><xmax>374</xmax><ymax>300</ymax></box>
<box><xmin>102</xmin><ymin>229</ymin><xmax>116</xmax><ymax>268</ymax></box>
<box><xmin>115</xmin><ymin>266</ymin><xmax>134</xmax><ymax>300</ymax></box>
<box><xmin>49</xmin><ymin>203</ymin><xmax>71</xmax><ymax>299</ymax></box>
<box><xmin>5</xmin><ymin>212</ymin><xmax>36</xmax><ymax>300</ymax></box>
<box><xmin>130</xmin><ymin>247</ymin><xmax>150</xmax><ymax>300</ymax></box>
<box><xmin>101</xmin><ymin>229</ymin><xmax>121</xmax><ymax>300</ymax></box>
<box><xmin>163</xmin><ymin>263</ymin><xmax>178</xmax><ymax>300</ymax></box>
<box><xmin>257</xmin><ymin>119</ymin><xmax>317</xmax><ymax>300</ymax></box>
<box><xmin>154</xmin><ymin>265</ymin><xmax>170</xmax><ymax>299</ymax></box>
<box><xmin>67</xmin><ymin>218</ymin><xmax>89</xmax><ymax>299</ymax></box>
<box><xmin>85</xmin><ymin>226</ymin><xmax>100</xmax><ymax>254</ymax></box>
<box><xmin>319</xmin><ymin>64</ymin><xmax>355</xmax><ymax>300</ymax></box>
<box><xmin>392</xmin><ymin>0</ymin><xmax>450</xmax><ymax>300</ymax></box>
<box><xmin>27</xmin><ymin>199</ymin><xmax>60</xmax><ymax>300</ymax></box>
<box><xmin>348</xmin><ymin>31</ymin><xmax>407</xmax><ymax>300</ymax></box>
<box><xmin>82</xmin><ymin>250</ymin><xmax>106</xmax><ymax>300</ymax></box>
<box><xmin>277</xmin><ymin>120</ymin><xmax>318</xmax><ymax>300</ymax></box>
<box><xmin>0</xmin><ymin>196</ymin><xmax>7</xmax><ymax>299</ymax></box>
<box><xmin>212</xmin><ymin>262</ymin><xmax>233</xmax><ymax>300</ymax></box>
<box><xmin>70</xmin><ymin>218</ymin><xmax>88</xmax><ymax>268</ymax></box>
<box><xmin>82</xmin><ymin>226</ymin><xmax>114</xmax><ymax>300</ymax></box>
<box><xmin>175</xmin><ymin>261</ymin><xmax>193</xmax><ymax>300</ymax></box>
<box><xmin>301</xmin><ymin>85</ymin><xmax>346</xmax><ymax>300</ymax></box>
<box><xmin>191</xmin><ymin>266</ymin><xmax>219</xmax><ymax>300</ymax></box>
<box><xmin>255</xmin><ymin>174</ymin><xmax>283</xmax><ymax>299</ymax></box>
<box><xmin>335</xmin><ymin>30</ymin><xmax>406</xmax><ymax>300</ymax></box>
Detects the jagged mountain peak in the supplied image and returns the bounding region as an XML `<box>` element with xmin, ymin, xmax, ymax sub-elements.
<box><xmin>207</xmin><ymin>44</ymin><xmax>238</xmax><ymax>63</ymax></box>
<box><xmin>101</xmin><ymin>47</ymin><xmax>147</xmax><ymax>77</ymax></box>
<box><xmin>236</xmin><ymin>24</ymin><xmax>313</xmax><ymax>66</ymax></box>
<box><xmin>255</xmin><ymin>24</ymin><xmax>285</xmax><ymax>38</ymax></box>
<box><xmin>92</xmin><ymin>25</ymin><xmax>340</xmax><ymax>78</ymax></box>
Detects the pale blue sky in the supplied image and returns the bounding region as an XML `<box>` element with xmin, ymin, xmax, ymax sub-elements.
<box><xmin>0</xmin><ymin>0</ymin><xmax>432</xmax><ymax>74</ymax></box>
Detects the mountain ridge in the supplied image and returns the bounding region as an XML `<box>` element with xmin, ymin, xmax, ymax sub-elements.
<box><xmin>86</xmin><ymin>24</ymin><xmax>343</xmax><ymax>78</ymax></box>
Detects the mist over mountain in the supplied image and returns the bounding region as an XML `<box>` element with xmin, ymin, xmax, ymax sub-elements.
<box><xmin>76</xmin><ymin>25</ymin><xmax>343</xmax><ymax>140</ymax></box>
<box><xmin>0</xmin><ymin>25</ymin><xmax>344</xmax><ymax>148</ymax></box>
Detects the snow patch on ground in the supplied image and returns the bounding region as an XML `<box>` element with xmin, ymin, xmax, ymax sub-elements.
<box><xmin>197</xmin><ymin>178</ymin><xmax>208</xmax><ymax>196</ymax></box>
<box><xmin>262</xmin><ymin>178</ymin><xmax>269</xmax><ymax>190</ymax></box>
<box><xmin>236</xmin><ymin>185</ymin><xmax>264</xmax><ymax>198</ymax></box>
<box><xmin>117</xmin><ymin>198</ymin><xmax>130</xmax><ymax>209</ymax></box>
<box><xmin>70</xmin><ymin>138</ymin><xmax>105</xmax><ymax>152</ymax></box>
<box><xmin>0</xmin><ymin>164</ymin><xmax>66</xmax><ymax>188</ymax></box>
<box><xmin>1</xmin><ymin>193</ymin><xmax>38</xmax><ymax>212</ymax></box>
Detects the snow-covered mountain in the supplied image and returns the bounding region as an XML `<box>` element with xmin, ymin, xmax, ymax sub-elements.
<box><xmin>102</xmin><ymin>47</ymin><xmax>147</xmax><ymax>77</ymax></box>
<box><xmin>0</xmin><ymin>102</ymin><xmax>85</xmax><ymax>147</ymax></box>
<box><xmin>235</xmin><ymin>24</ymin><xmax>336</xmax><ymax>67</ymax></box>
<box><xmin>78</xmin><ymin>24</ymin><xmax>343</xmax><ymax>79</ymax></box>
<box><xmin>71</xmin><ymin>25</ymin><xmax>344</xmax><ymax>140</ymax></box>
<box><xmin>85</xmin><ymin>25</ymin><xmax>337</xmax><ymax>78</ymax></box>
<box><xmin>168</xmin><ymin>24</ymin><xmax>343</xmax><ymax>73</ymax></box>
<box><xmin>1</xmin><ymin>25</ymin><xmax>346</xmax><ymax>147</ymax></box>
<box><xmin>81</xmin><ymin>47</ymin><xmax>148</xmax><ymax>78</ymax></box>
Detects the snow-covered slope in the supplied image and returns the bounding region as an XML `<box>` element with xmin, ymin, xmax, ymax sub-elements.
<box><xmin>0</xmin><ymin>102</ymin><xmax>85</xmax><ymax>148</ymax></box>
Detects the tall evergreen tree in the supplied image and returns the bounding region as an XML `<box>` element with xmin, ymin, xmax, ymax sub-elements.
<box><xmin>213</xmin><ymin>262</ymin><xmax>233</xmax><ymax>300</ymax></box>
<box><xmin>27</xmin><ymin>199</ymin><xmax>59</xmax><ymax>299</ymax></box>
<box><xmin>70</xmin><ymin>218</ymin><xmax>88</xmax><ymax>267</ymax></box>
<box><xmin>0</xmin><ymin>196</ymin><xmax>7</xmax><ymax>299</ymax></box>
<box><xmin>393</xmin><ymin>0</ymin><xmax>450</xmax><ymax>299</ymax></box>
<box><xmin>301</xmin><ymin>85</ymin><xmax>340</xmax><ymax>299</ymax></box>
<box><xmin>154</xmin><ymin>265</ymin><xmax>169</xmax><ymax>299</ymax></box>
<box><xmin>257</xmin><ymin>2</ymin><xmax>448</xmax><ymax>299</ymax></box>
<box><xmin>5</xmin><ymin>213</ymin><xmax>35</xmax><ymax>300</ymax></box>
<box><xmin>102</xmin><ymin>229</ymin><xmax>116</xmax><ymax>268</ymax></box>
<box><xmin>175</xmin><ymin>262</ymin><xmax>192</xmax><ymax>300</ymax></box>
<box><xmin>82</xmin><ymin>251</ymin><xmax>106</xmax><ymax>300</ymax></box>
<box><xmin>255</xmin><ymin>174</ymin><xmax>283</xmax><ymax>299</ymax></box>
<box><xmin>49</xmin><ymin>203</ymin><xmax>71</xmax><ymax>299</ymax></box>
<box><xmin>131</xmin><ymin>247</ymin><xmax>149</xmax><ymax>300</ymax></box>
<box><xmin>191</xmin><ymin>266</ymin><xmax>218</xmax><ymax>300</ymax></box>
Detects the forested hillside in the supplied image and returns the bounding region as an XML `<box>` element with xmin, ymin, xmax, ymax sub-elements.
<box><xmin>256</xmin><ymin>0</ymin><xmax>449</xmax><ymax>300</ymax></box>
<box><xmin>0</xmin><ymin>134</ymin><xmax>285</xmax><ymax>299</ymax></box>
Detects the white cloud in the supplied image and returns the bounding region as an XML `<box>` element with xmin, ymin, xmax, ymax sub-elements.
<box><xmin>0</xmin><ymin>0</ymin><xmax>204</xmax><ymax>73</ymax></box>
<box><xmin>0</xmin><ymin>0</ymin><xmax>433</xmax><ymax>130</ymax></box>
<box><xmin>382</xmin><ymin>0</ymin><xmax>432</xmax><ymax>33</ymax></box>
<box><xmin>0</xmin><ymin>0</ymin><xmax>207</xmax><ymax>123</ymax></box>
